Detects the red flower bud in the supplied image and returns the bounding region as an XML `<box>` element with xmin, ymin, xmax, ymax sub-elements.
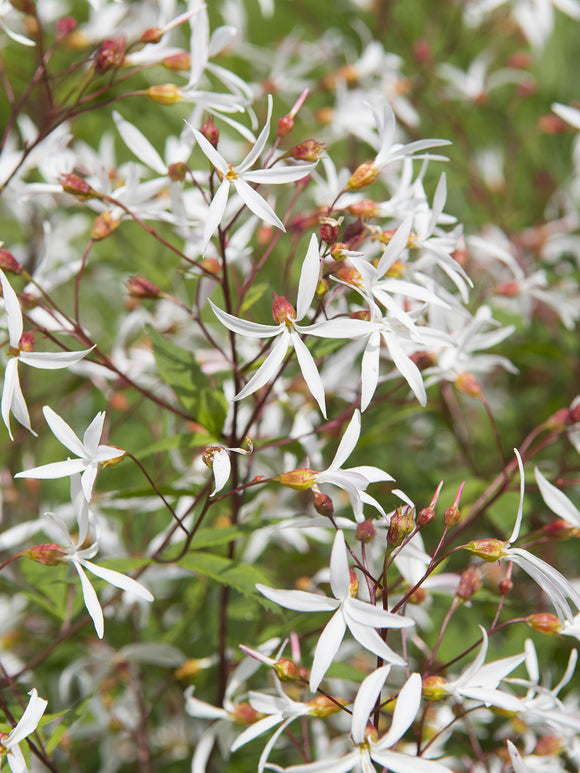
<box><xmin>0</xmin><ymin>248</ymin><xmax>23</xmax><ymax>274</ymax></box>
<box><xmin>94</xmin><ymin>36</ymin><xmax>127</xmax><ymax>74</ymax></box>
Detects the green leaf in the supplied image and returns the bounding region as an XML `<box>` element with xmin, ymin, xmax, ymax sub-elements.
<box><xmin>147</xmin><ymin>325</ymin><xmax>228</xmax><ymax>434</ymax></box>
<box><xmin>137</xmin><ymin>431</ymin><xmax>212</xmax><ymax>460</ymax></box>
<box><xmin>241</xmin><ymin>282</ymin><xmax>269</xmax><ymax>313</ymax></box>
<box><xmin>180</xmin><ymin>552</ymin><xmax>271</xmax><ymax>599</ymax></box>
<box><xmin>46</xmin><ymin>696</ymin><xmax>93</xmax><ymax>755</ymax></box>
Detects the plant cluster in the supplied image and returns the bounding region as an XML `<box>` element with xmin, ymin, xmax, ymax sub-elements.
<box><xmin>0</xmin><ymin>0</ymin><xmax>579</xmax><ymax>771</ymax></box>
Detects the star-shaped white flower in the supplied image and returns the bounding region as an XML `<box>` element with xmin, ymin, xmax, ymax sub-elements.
<box><xmin>257</xmin><ymin>530</ymin><xmax>413</xmax><ymax>691</ymax></box>
<box><xmin>38</xmin><ymin>475</ymin><xmax>153</xmax><ymax>639</ymax></box>
<box><xmin>15</xmin><ymin>406</ymin><xmax>125</xmax><ymax>502</ymax></box>
<box><xmin>210</xmin><ymin>234</ymin><xmax>327</xmax><ymax>416</ymax></box>
<box><xmin>0</xmin><ymin>688</ymin><xmax>47</xmax><ymax>773</ymax></box>
<box><xmin>190</xmin><ymin>95</ymin><xmax>317</xmax><ymax>253</ymax></box>
<box><xmin>0</xmin><ymin>269</ymin><xmax>93</xmax><ymax>440</ymax></box>
<box><xmin>534</xmin><ymin>466</ymin><xmax>580</xmax><ymax>527</ymax></box>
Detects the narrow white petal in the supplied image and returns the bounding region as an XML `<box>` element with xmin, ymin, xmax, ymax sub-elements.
<box><xmin>6</xmin><ymin>689</ymin><xmax>47</xmax><ymax>747</ymax></box>
<box><xmin>210</xmin><ymin>448</ymin><xmax>231</xmax><ymax>495</ymax></box>
<box><xmin>290</xmin><ymin>332</ymin><xmax>327</xmax><ymax>417</ymax></box>
<box><xmin>233</xmin><ymin>177</ymin><xmax>285</xmax><ymax>230</ymax></box>
<box><xmin>351</xmin><ymin>665</ymin><xmax>391</xmax><ymax>744</ymax></box>
<box><xmin>377</xmin><ymin>673</ymin><xmax>421</xmax><ymax>749</ymax></box>
<box><xmin>42</xmin><ymin>406</ymin><xmax>86</xmax><ymax>457</ymax></box>
<box><xmin>507</xmin><ymin>449</ymin><xmax>525</xmax><ymax>544</ymax></box>
<box><xmin>310</xmin><ymin>610</ymin><xmax>347</xmax><ymax>691</ymax></box>
<box><xmin>256</xmin><ymin>583</ymin><xmax>338</xmax><ymax>613</ymax></box>
<box><xmin>377</xmin><ymin>216</ymin><xmax>412</xmax><ymax>276</ymax></box>
<box><xmin>81</xmin><ymin>464</ymin><xmax>99</xmax><ymax>502</ymax></box>
<box><xmin>329</xmin><ymin>410</ymin><xmax>361</xmax><ymax>471</ymax></box>
<box><xmin>238</xmin><ymin>94</ymin><xmax>272</xmax><ymax>172</ymax></box>
<box><xmin>507</xmin><ymin>741</ymin><xmax>531</xmax><ymax>773</ymax></box>
<box><xmin>202</xmin><ymin>180</ymin><xmax>231</xmax><ymax>252</ymax></box>
<box><xmin>73</xmin><ymin>560</ymin><xmax>104</xmax><ymax>638</ymax></box>
<box><xmin>382</xmin><ymin>331</ymin><xmax>426</xmax><ymax>405</ymax></box>
<box><xmin>235</xmin><ymin>332</ymin><xmax>290</xmax><ymax>400</ymax></box>
<box><xmin>15</xmin><ymin>458</ymin><xmax>87</xmax><ymax>480</ymax></box>
<box><xmin>80</xmin><ymin>559</ymin><xmax>154</xmax><ymax>601</ymax></box>
<box><xmin>20</xmin><ymin>349</ymin><xmax>92</xmax><ymax>370</ymax></box>
<box><xmin>230</xmin><ymin>714</ymin><xmax>282</xmax><ymax>751</ymax></box>
<box><xmin>348</xmin><ymin>621</ymin><xmax>407</xmax><ymax>666</ymax></box>
<box><xmin>361</xmin><ymin>332</ymin><xmax>380</xmax><ymax>411</ymax></box>
<box><xmin>83</xmin><ymin>411</ymin><xmax>106</xmax><ymax>454</ymax></box>
<box><xmin>426</xmin><ymin>173</ymin><xmax>447</xmax><ymax>237</ymax></box>
<box><xmin>191</xmin><ymin>127</ymin><xmax>229</xmax><ymax>175</ymax></box>
<box><xmin>296</xmin><ymin>234</ymin><xmax>320</xmax><ymax>321</ymax></box>
<box><xmin>0</xmin><ymin>269</ymin><xmax>23</xmax><ymax>346</ymax></box>
<box><xmin>7</xmin><ymin>745</ymin><xmax>27</xmax><ymax>773</ymax></box>
<box><xmin>209</xmin><ymin>299</ymin><xmax>281</xmax><ymax>337</ymax></box>
<box><xmin>345</xmin><ymin>598</ymin><xmax>414</xmax><ymax>629</ymax></box>
<box><xmin>552</xmin><ymin>102</ymin><xmax>580</xmax><ymax>130</ymax></box>
<box><xmin>371</xmin><ymin>750</ymin><xmax>449</xmax><ymax>773</ymax></box>
<box><xmin>2</xmin><ymin>358</ymin><xmax>19</xmax><ymax>440</ymax></box>
<box><xmin>329</xmin><ymin>530</ymin><xmax>349</xmax><ymax>600</ymax></box>
<box><xmin>243</xmin><ymin>164</ymin><xmax>316</xmax><ymax>185</ymax></box>
<box><xmin>535</xmin><ymin>467</ymin><xmax>580</xmax><ymax>525</ymax></box>
<box><xmin>113</xmin><ymin>111</ymin><xmax>167</xmax><ymax>175</ymax></box>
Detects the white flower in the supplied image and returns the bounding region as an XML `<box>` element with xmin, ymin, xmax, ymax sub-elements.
<box><xmin>534</xmin><ymin>466</ymin><xmax>580</xmax><ymax>527</ymax></box>
<box><xmin>210</xmin><ymin>234</ymin><xmax>327</xmax><ymax>416</ymax></box>
<box><xmin>257</xmin><ymin>530</ymin><xmax>414</xmax><ymax>691</ymax></box>
<box><xmin>189</xmin><ymin>95</ymin><xmax>317</xmax><ymax>253</ymax></box>
<box><xmin>40</xmin><ymin>476</ymin><xmax>153</xmax><ymax>639</ymax></box>
<box><xmin>0</xmin><ymin>269</ymin><xmax>92</xmax><ymax>440</ymax></box>
<box><xmin>203</xmin><ymin>440</ymin><xmax>252</xmax><ymax>495</ymax></box>
<box><xmin>0</xmin><ymin>688</ymin><xmax>47</xmax><ymax>773</ymax></box>
<box><xmin>15</xmin><ymin>406</ymin><xmax>125</xmax><ymax>502</ymax></box>
<box><xmin>268</xmin><ymin>669</ymin><xmax>449</xmax><ymax>772</ymax></box>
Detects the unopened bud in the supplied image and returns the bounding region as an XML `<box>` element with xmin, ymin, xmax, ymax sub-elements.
<box><xmin>346</xmin><ymin>162</ymin><xmax>378</xmax><ymax>191</ymax></box>
<box><xmin>230</xmin><ymin>702</ymin><xmax>260</xmax><ymax>725</ymax></box>
<box><xmin>0</xmin><ymin>248</ymin><xmax>23</xmax><ymax>274</ymax></box>
<box><xmin>200</xmin><ymin>258</ymin><xmax>221</xmax><ymax>277</ymax></box>
<box><xmin>418</xmin><ymin>506</ymin><xmax>435</xmax><ymax>527</ymax></box>
<box><xmin>91</xmin><ymin>211</ymin><xmax>120</xmax><ymax>240</ymax></box>
<box><xmin>534</xmin><ymin>736</ymin><xmax>564</xmax><ymax>756</ymax></box>
<box><xmin>495</xmin><ymin>280</ymin><xmax>520</xmax><ymax>296</ymax></box>
<box><xmin>538</xmin><ymin>114</ymin><xmax>569</xmax><ymax>135</ymax></box>
<box><xmin>445</xmin><ymin>481</ymin><xmax>465</xmax><ymax>527</ymax></box>
<box><xmin>454</xmin><ymin>372</ymin><xmax>482</xmax><ymax>398</ymax></box>
<box><xmin>291</xmin><ymin>140</ymin><xmax>326</xmax><ymax>162</ymax></box>
<box><xmin>200</xmin><ymin>116</ymin><xmax>219</xmax><ymax>148</ymax></box>
<box><xmin>319</xmin><ymin>218</ymin><xmax>339</xmax><ymax>245</ymax></box>
<box><xmin>411</xmin><ymin>351</ymin><xmax>435</xmax><ymax>370</ymax></box>
<box><xmin>387</xmin><ymin>505</ymin><xmax>415</xmax><ymax>547</ymax></box>
<box><xmin>140</xmin><ymin>27</ymin><xmax>164</xmax><ymax>44</ymax></box>
<box><xmin>162</xmin><ymin>52</ymin><xmax>191</xmax><ymax>71</ymax></box>
<box><xmin>355</xmin><ymin>520</ymin><xmax>376</xmax><ymax>542</ymax></box>
<box><xmin>334</xmin><ymin>266</ymin><xmax>363</xmax><ymax>287</ymax></box>
<box><xmin>456</xmin><ymin>565</ymin><xmax>482</xmax><ymax>601</ymax></box>
<box><xmin>94</xmin><ymin>36</ymin><xmax>126</xmax><ymax>74</ymax></box>
<box><xmin>26</xmin><ymin>543</ymin><xmax>66</xmax><ymax>566</ymax></box>
<box><xmin>463</xmin><ymin>538</ymin><xmax>508</xmax><ymax>562</ymax></box>
<box><xmin>422</xmin><ymin>675</ymin><xmax>448</xmax><ymax>701</ymax></box>
<box><xmin>277</xmin><ymin>468</ymin><xmax>316</xmax><ymax>491</ymax></box>
<box><xmin>56</xmin><ymin>16</ymin><xmax>76</xmax><ymax>41</ymax></box>
<box><xmin>59</xmin><ymin>173</ymin><xmax>96</xmax><ymax>200</ymax></box>
<box><xmin>126</xmin><ymin>275</ymin><xmax>161</xmax><ymax>299</ymax></box>
<box><xmin>526</xmin><ymin>613</ymin><xmax>562</xmax><ymax>634</ymax></box>
<box><xmin>146</xmin><ymin>84</ymin><xmax>182</xmax><ymax>105</ymax></box>
<box><xmin>498</xmin><ymin>576</ymin><xmax>513</xmax><ymax>595</ymax></box>
<box><xmin>273</xmin><ymin>657</ymin><xmax>301</xmax><ymax>682</ymax></box>
<box><xmin>168</xmin><ymin>162</ymin><xmax>187</xmax><ymax>181</ymax></box>
<box><xmin>308</xmin><ymin>695</ymin><xmax>345</xmax><ymax>718</ymax></box>
<box><xmin>330</xmin><ymin>242</ymin><xmax>349</xmax><ymax>261</ymax></box>
<box><xmin>174</xmin><ymin>658</ymin><xmax>208</xmax><ymax>681</ymax></box>
<box><xmin>347</xmin><ymin>200</ymin><xmax>379</xmax><ymax>218</ymax></box>
<box><xmin>277</xmin><ymin>114</ymin><xmax>294</xmax><ymax>138</ymax></box>
<box><xmin>272</xmin><ymin>293</ymin><xmax>296</xmax><ymax>324</ymax></box>
<box><xmin>542</xmin><ymin>519</ymin><xmax>579</xmax><ymax>539</ymax></box>
<box><xmin>313</xmin><ymin>490</ymin><xmax>334</xmax><ymax>518</ymax></box>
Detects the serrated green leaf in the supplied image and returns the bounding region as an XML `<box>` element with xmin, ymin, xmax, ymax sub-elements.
<box><xmin>181</xmin><ymin>552</ymin><xmax>271</xmax><ymax>598</ymax></box>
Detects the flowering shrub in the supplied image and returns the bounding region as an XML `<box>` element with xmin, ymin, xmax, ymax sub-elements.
<box><xmin>0</xmin><ymin>1</ymin><xmax>579</xmax><ymax>771</ymax></box>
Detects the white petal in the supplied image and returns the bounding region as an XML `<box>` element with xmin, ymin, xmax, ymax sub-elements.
<box><xmin>552</xmin><ymin>102</ymin><xmax>580</xmax><ymax>130</ymax></box>
<box><xmin>290</xmin><ymin>332</ymin><xmax>327</xmax><ymax>417</ymax></box>
<box><xmin>371</xmin><ymin>750</ymin><xmax>449</xmax><ymax>773</ymax></box>
<box><xmin>345</xmin><ymin>598</ymin><xmax>414</xmax><ymax>629</ymax></box>
<box><xmin>381</xmin><ymin>331</ymin><xmax>426</xmax><ymax>406</ymax></box>
<box><xmin>535</xmin><ymin>466</ymin><xmax>580</xmax><ymax>525</ymax></box>
<box><xmin>329</xmin><ymin>530</ymin><xmax>349</xmax><ymax>599</ymax></box>
<box><xmin>235</xmin><ymin>332</ymin><xmax>290</xmax><ymax>400</ymax></box>
<box><xmin>81</xmin><ymin>465</ymin><xmax>99</xmax><ymax>502</ymax></box>
<box><xmin>0</xmin><ymin>269</ymin><xmax>23</xmax><ymax>346</ymax></box>
<box><xmin>377</xmin><ymin>673</ymin><xmax>421</xmax><ymax>749</ymax></box>
<box><xmin>202</xmin><ymin>179</ymin><xmax>231</xmax><ymax>252</ymax></box>
<box><xmin>7</xmin><ymin>745</ymin><xmax>27</xmax><ymax>773</ymax></box>
<box><xmin>209</xmin><ymin>299</ymin><xmax>281</xmax><ymax>337</ymax></box>
<box><xmin>507</xmin><ymin>741</ymin><xmax>530</xmax><ymax>773</ymax></box>
<box><xmin>377</xmin><ymin>216</ymin><xmax>412</xmax><ymax>276</ymax></box>
<box><xmin>42</xmin><ymin>406</ymin><xmax>86</xmax><ymax>457</ymax></box>
<box><xmin>2</xmin><ymin>358</ymin><xmax>19</xmax><ymax>440</ymax></box>
<box><xmin>360</xmin><ymin>331</ymin><xmax>380</xmax><ymax>412</ymax></box>
<box><xmin>191</xmin><ymin>127</ymin><xmax>229</xmax><ymax>175</ymax></box>
<box><xmin>6</xmin><ymin>688</ymin><xmax>47</xmax><ymax>747</ymax></box>
<box><xmin>15</xmin><ymin>458</ymin><xmax>87</xmax><ymax>480</ymax></box>
<box><xmin>351</xmin><ymin>665</ymin><xmax>391</xmax><ymax>744</ymax></box>
<box><xmin>210</xmin><ymin>448</ymin><xmax>231</xmax><ymax>495</ymax></box>
<box><xmin>233</xmin><ymin>177</ymin><xmax>285</xmax><ymax>230</ymax></box>
<box><xmin>83</xmin><ymin>411</ymin><xmax>106</xmax><ymax>454</ymax></box>
<box><xmin>296</xmin><ymin>234</ymin><xmax>320</xmax><ymax>321</ymax></box>
<box><xmin>310</xmin><ymin>610</ymin><xmax>347</xmax><ymax>691</ymax></box>
<box><xmin>243</xmin><ymin>163</ymin><xmax>316</xmax><ymax>185</ymax></box>
<box><xmin>348</xmin><ymin>620</ymin><xmax>406</xmax><ymax>666</ymax></box>
<box><xmin>256</xmin><ymin>583</ymin><xmax>338</xmax><ymax>613</ymax></box>
<box><xmin>20</xmin><ymin>348</ymin><xmax>92</xmax><ymax>370</ymax></box>
<box><xmin>80</xmin><ymin>559</ymin><xmax>154</xmax><ymax>601</ymax></box>
<box><xmin>113</xmin><ymin>111</ymin><xmax>167</xmax><ymax>175</ymax></box>
<box><xmin>329</xmin><ymin>410</ymin><xmax>361</xmax><ymax>471</ymax></box>
<box><xmin>238</xmin><ymin>94</ymin><xmax>272</xmax><ymax>172</ymax></box>
<box><xmin>507</xmin><ymin>449</ymin><xmax>525</xmax><ymax>545</ymax></box>
<box><xmin>73</xmin><ymin>560</ymin><xmax>104</xmax><ymax>638</ymax></box>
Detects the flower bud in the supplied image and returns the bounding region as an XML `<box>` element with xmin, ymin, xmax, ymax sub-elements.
<box><xmin>146</xmin><ymin>84</ymin><xmax>182</xmax><ymax>105</ymax></box>
<box><xmin>444</xmin><ymin>481</ymin><xmax>465</xmax><ymax>527</ymax></box>
<box><xmin>273</xmin><ymin>657</ymin><xmax>301</xmax><ymax>682</ymax></box>
<box><xmin>534</xmin><ymin>736</ymin><xmax>564</xmax><ymax>756</ymax></box>
<box><xmin>355</xmin><ymin>520</ymin><xmax>376</xmax><ymax>542</ymax></box>
<box><xmin>277</xmin><ymin>468</ymin><xmax>316</xmax><ymax>491</ymax></box>
<box><xmin>126</xmin><ymin>275</ymin><xmax>161</xmax><ymax>299</ymax></box>
<box><xmin>346</xmin><ymin>162</ymin><xmax>378</xmax><ymax>191</ymax></box>
<box><xmin>141</xmin><ymin>27</ymin><xmax>164</xmax><ymax>44</ymax></box>
<box><xmin>495</xmin><ymin>280</ymin><xmax>520</xmax><ymax>297</ymax></box>
<box><xmin>26</xmin><ymin>543</ymin><xmax>66</xmax><ymax>566</ymax></box>
<box><xmin>542</xmin><ymin>519</ymin><xmax>579</xmax><ymax>539</ymax></box>
<box><xmin>319</xmin><ymin>218</ymin><xmax>339</xmax><ymax>245</ymax></box>
<box><xmin>329</xmin><ymin>242</ymin><xmax>349</xmax><ymax>261</ymax></box>
<box><xmin>422</xmin><ymin>675</ymin><xmax>448</xmax><ymax>701</ymax></box>
<box><xmin>525</xmin><ymin>613</ymin><xmax>562</xmax><ymax>634</ymax></box>
<box><xmin>277</xmin><ymin>114</ymin><xmax>294</xmax><ymax>138</ymax></box>
<box><xmin>387</xmin><ymin>505</ymin><xmax>415</xmax><ymax>547</ymax></box>
<box><xmin>307</xmin><ymin>695</ymin><xmax>345</xmax><ymax>718</ymax></box>
<box><xmin>456</xmin><ymin>565</ymin><xmax>482</xmax><ymax>601</ymax></box>
<box><xmin>91</xmin><ymin>211</ymin><xmax>121</xmax><ymax>241</ymax></box>
<box><xmin>201</xmin><ymin>258</ymin><xmax>221</xmax><ymax>278</ymax></box>
<box><xmin>334</xmin><ymin>266</ymin><xmax>363</xmax><ymax>287</ymax></box>
<box><xmin>230</xmin><ymin>702</ymin><xmax>260</xmax><ymax>725</ymax></box>
<box><xmin>417</xmin><ymin>506</ymin><xmax>435</xmax><ymax>527</ymax></box>
<box><xmin>316</xmin><ymin>277</ymin><xmax>329</xmax><ymax>298</ymax></box>
<box><xmin>174</xmin><ymin>658</ymin><xmax>208</xmax><ymax>681</ymax></box>
<box><xmin>162</xmin><ymin>52</ymin><xmax>191</xmax><ymax>71</ymax></box>
<box><xmin>454</xmin><ymin>372</ymin><xmax>482</xmax><ymax>398</ymax></box>
<box><xmin>347</xmin><ymin>200</ymin><xmax>379</xmax><ymax>219</ymax></box>
<box><xmin>59</xmin><ymin>173</ymin><xmax>96</xmax><ymax>200</ymax></box>
<box><xmin>168</xmin><ymin>162</ymin><xmax>187</xmax><ymax>182</ymax></box>
<box><xmin>0</xmin><ymin>248</ymin><xmax>23</xmax><ymax>274</ymax></box>
<box><xmin>272</xmin><ymin>293</ymin><xmax>296</xmax><ymax>325</ymax></box>
<box><xmin>463</xmin><ymin>538</ymin><xmax>508</xmax><ymax>562</ymax></box>
<box><xmin>313</xmin><ymin>490</ymin><xmax>334</xmax><ymax>518</ymax></box>
<box><xmin>498</xmin><ymin>576</ymin><xmax>513</xmax><ymax>595</ymax></box>
<box><xmin>94</xmin><ymin>36</ymin><xmax>126</xmax><ymax>73</ymax></box>
<box><xmin>200</xmin><ymin>116</ymin><xmax>219</xmax><ymax>148</ymax></box>
<box><xmin>56</xmin><ymin>16</ymin><xmax>77</xmax><ymax>41</ymax></box>
<box><xmin>538</xmin><ymin>114</ymin><xmax>569</xmax><ymax>135</ymax></box>
<box><xmin>291</xmin><ymin>140</ymin><xmax>326</xmax><ymax>162</ymax></box>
